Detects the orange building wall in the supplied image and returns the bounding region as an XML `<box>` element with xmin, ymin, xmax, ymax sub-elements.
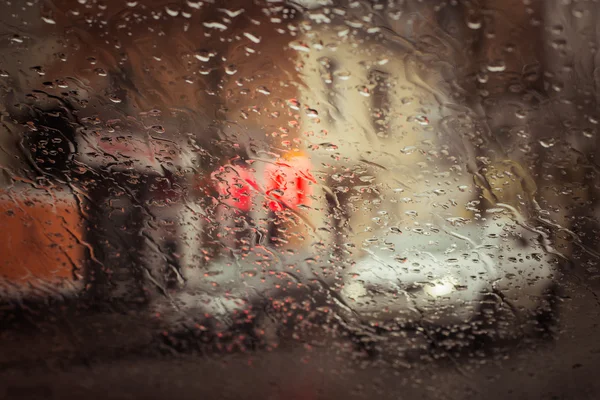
<box><xmin>0</xmin><ymin>186</ymin><xmax>84</xmax><ymax>293</ymax></box>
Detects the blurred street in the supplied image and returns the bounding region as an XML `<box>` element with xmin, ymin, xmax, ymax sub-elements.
<box><xmin>1</xmin><ymin>265</ymin><xmax>599</xmax><ymax>400</ymax></box>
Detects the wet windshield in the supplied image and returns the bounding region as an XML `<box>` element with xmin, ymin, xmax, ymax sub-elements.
<box><xmin>1</xmin><ymin>1</ymin><xmax>599</xmax><ymax>399</ymax></box>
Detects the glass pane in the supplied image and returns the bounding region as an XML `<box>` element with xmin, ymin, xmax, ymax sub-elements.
<box><xmin>1</xmin><ymin>1</ymin><xmax>599</xmax><ymax>399</ymax></box>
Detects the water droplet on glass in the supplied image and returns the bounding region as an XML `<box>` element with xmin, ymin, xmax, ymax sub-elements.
<box><xmin>225</xmin><ymin>65</ymin><xmax>238</xmax><ymax>75</ymax></box>
<box><xmin>306</xmin><ymin>108</ymin><xmax>319</xmax><ymax>118</ymax></box>
<box><xmin>582</xmin><ymin>129</ymin><xmax>594</xmax><ymax>138</ymax></box>
<box><xmin>194</xmin><ymin>50</ymin><xmax>214</xmax><ymax>62</ymax></box>
<box><xmin>334</xmin><ymin>70</ymin><xmax>352</xmax><ymax>80</ymax></box>
<box><xmin>30</xmin><ymin>66</ymin><xmax>45</xmax><ymax>76</ymax></box>
<box><xmin>204</xmin><ymin>21</ymin><xmax>228</xmax><ymax>31</ymax></box>
<box><xmin>322</xmin><ymin>143</ymin><xmax>339</xmax><ymax>151</ymax></box>
<box><xmin>287</xmin><ymin>99</ymin><xmax>301</xmax><ymax>110</ymax></box>
<box><xmin>218</xmin><ymin>8</ymin><xmax>244</xmax><ymax>17</ymax></box>
<box><xmin>415</xmin><ymin>115</ymin><xmax>430</xmax><ymax>126</ymax></box>
<box><xmin>358</xmin><ymin>86</ymin><xmax>370</xmax><ymax>97</ymax></box>
<box><xmin>256</xmin><ymin>86</ymin><xmax>271</xmax><ymax>95</ymax></box>
<box><xmin>487</xmin><ymin>60</ymin><xmax>506</xmax><ymax>72</ymax></box>
<box><xmin>243</xmin><ymin>32</ymin><xmax>262</xmax><ymax>44</ymax></box>
<box><xmin>289</xmin><ymin>41</ymin><xmax>311</xmax><ymax>52</ymax></box>
<box><xmin>539</xmin><ymin>138</ymin><xmax>555</xmax><ymax>148</ymax></box>
<box><xmin>401</xmin><ymin>146</ymin><xmax>417</xmax><ymax>154</ymax></box>
<box><xmin>466</xmin><ymin>14</ymin><xmax>482</xmax><ymax>29</ymax></box>
<box><xmin>41</xmin><ymin>16</ymin><xmax>56</xmax><ymax>25</ymax></box>
<box><xmin>515</xmin><ymin>109</ymin><xmax>527</xmax><ymax>119</ymax></box>
<box><xmin>167</xmin><ymin>6</ymin><xmax>182</xmax><ymax>16</ymax></box>
<box><xmin>359</xmin><ymin>175</ymin><xmax>376</xmax><ymax>183</ymax></box>
<box><xmin>337</xmin><ymin>28</ymin><xmax>350</xmax><ymax>38</ymax></box>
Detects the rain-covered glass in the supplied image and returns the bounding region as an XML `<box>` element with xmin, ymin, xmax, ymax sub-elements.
<box><xmin>1</xmin><ymin>1</ymin><xmax>599</xmax><ymax>399</ymax></box>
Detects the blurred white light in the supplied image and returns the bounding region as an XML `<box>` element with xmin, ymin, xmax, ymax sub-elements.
<box><xmin>424</xmin><ymin>279</ymin><xmax>455</xmax><ymax>297</ymax></box>
<box><xmin>343</xmin><ymin>281</ymin><xmax>368</xmax><ymax>300</ymax></box>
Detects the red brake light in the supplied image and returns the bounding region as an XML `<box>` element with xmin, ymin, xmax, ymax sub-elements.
<box><xmin>264</xmin><ymin>152</ymin><xmax>315</xmax><ymax>212</ymax></box>
<box><xmin>211</xmin><ymin>165</ymin><xmax>257</xmax><ymax>211</ymax></box>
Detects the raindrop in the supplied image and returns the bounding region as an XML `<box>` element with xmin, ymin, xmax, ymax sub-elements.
<box><xmin>305</xmin><ymin>108</ymin><xmax>319</xmax><ymax>118</ymax></box>
<box><xmin>466</xmin><ymin>14</ymin><xmax>482</xmax><ymax>29</ymax></box>
<box><xmin>415</xmin><ymin>115</ymin><xmax>429</xmax><ymax>126</ymax></box>
<box><xmin>218</xmin><ymin>8</ymin><xmax>245</xmax><ymax>18</ymax></box>
<box><xmin>582</xmin><ymin>129</ymin><xmax>594</xmax><ymax>138</ymax></box>
<box><xmin>551</xmin><ymin>39</ymin><xmax>567</xmax><ymax>50</ymax></box>
<box><xmin>487</xmin><ymin>60</ymin><xmax>506</xmax><ymax>72</ymax></box>
<box><xmin>108</xmin><ymin>94</ymin><xmax>122</xmax><ymax>103</ymax></box>
<box><xmin>359</xmin><ymin>175</ymin><xmax>376</xmax><ymax>183</ymax></box>
<box><xmin>287</xmin><ymin>99</ymin><xmax>301</xmax><ymax>110</ymax></box>
<box><xmin>289</xmin><ymin>41</ymin><xmax>311</xmax><ymax>52</ymax></box>
<box><xmin>41</xmin><ymin>16</ymin><xmax>56</xmax><ymax>25</ymax></box>
<box><xmin>515</xmin><ymin>109</ymin><xmax>527</xmax><ymax>119</ymax></box>
<box><xmin>225</xmin><ymin>65</ymin><xmax>238</xmax><ymax>75</ymax></box>
<box><xmin>334</xmin><ymin>70</ymin><xmax>352</xmax><ymax>80</ymax></box>
<box><xmin>165</xmin><ymin>6</ymin><xmax>180</xmax><ymax>17</ymax></box>
<box><xmin>337</xmin><ymin>28</ymin><xmax>350</xmax><ymax>37</ymax></box>
<box><xmin>321</xmin><ymin>143</ymin><xmax>339</xmax><ymax>151</ymax></box>
<box><xmin>194</xmin><ymin>50</ymin><xmax>213</xmax><ymax>62</ymax></box>
<box><xmin>257</xmin><ymin>87</ymin><xmax>271</xmax><ymax>95</ymax></box>
<box><xmin>243</xmin><ymin>32</ymin><xmax>262</xmax><ymax>44</ymax></box>
<box><xmin>30</xmin><ymin>66</ymin><xmax>45</xmax><ymax>76</ymax></box>
<box><xmin>358</xmin><ymin>86</ymin><xmax>370</xmax><ymax>97</ymax></box>
<box><xmin>539</xmin><ymin>138</ymin><xmax>555</xmax><ymax>148</ymax></box>
<box><xmin>204</xmin><ymin>22</ymin><xmax>228</xmax><ymax>31</ymax></box>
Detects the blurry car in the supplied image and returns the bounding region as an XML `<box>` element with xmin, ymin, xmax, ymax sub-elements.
<box><xmin>336</xmin><ymin>212</ymin><xmax>560</xmax><ymax>356</ymax></box>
